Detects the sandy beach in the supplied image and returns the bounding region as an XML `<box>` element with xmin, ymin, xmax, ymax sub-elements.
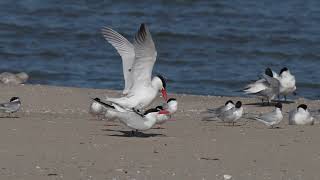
<box><xmin>0</xmin><ymin>84</ymin><xmax>319</xmax><ymax>180</ymax></box>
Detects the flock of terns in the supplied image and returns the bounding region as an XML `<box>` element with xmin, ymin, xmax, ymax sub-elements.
<box><xmin>88</xmin><ymin>23</ymin><xmax>318</xmax><ymax>134</ymax></box>
<box><xmin>0</xmin><ymin>23</ymin><xmax>316</xmax><ymax>134</ymax></box>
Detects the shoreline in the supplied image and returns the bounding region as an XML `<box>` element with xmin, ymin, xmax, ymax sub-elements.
<box><xmin>0</xmin><ymin>84</ymin><xmax>319</xmax><ymax>179</ymax></box>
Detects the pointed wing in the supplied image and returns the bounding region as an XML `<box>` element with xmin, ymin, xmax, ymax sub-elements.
<box><xmin>101</xmin><ymin>27</ymin><xmax>135</xmax><ymax>94</ymax></box>
<box><xmin>129</xmin><ymin>24</ymin><xmax>157</xmax><ymax>93</ymax></box>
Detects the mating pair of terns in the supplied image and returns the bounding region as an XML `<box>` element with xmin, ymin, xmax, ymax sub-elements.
<box><xmin>92</xmin><ymin>97</ymin><xmax>178</xmax><ymax>133</ymax></box>
<box><xmin>101</xmin><ymin>23</ymin><xmax>168</xmax><ymax>111</ymax></box>
<box><xmin>243</xmin><ymin>67</ymin><xmax>296</xmax><ymax>103</ymax></box>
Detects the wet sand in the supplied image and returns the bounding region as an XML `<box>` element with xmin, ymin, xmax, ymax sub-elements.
<box><xmin>0</xmin><ymin>84</ymin><xmax>319</xmax><ymax>180</ymax></box>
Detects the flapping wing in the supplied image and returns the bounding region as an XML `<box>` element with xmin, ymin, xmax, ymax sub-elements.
<box><xmin>129</xmin><ymin>23</ymin><xmax>157</xmax><ymax>92</ymax></box>
<box><xmin>101</xmin><ymin>27</ymin><xmax>135</xmax><ymax>94</ymax></box>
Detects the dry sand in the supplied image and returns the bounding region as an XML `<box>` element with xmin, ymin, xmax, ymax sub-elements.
<box><xmin>0</xmin><ymin>84</ymin><xmax>319</xmax><ymax>180</ymax></box>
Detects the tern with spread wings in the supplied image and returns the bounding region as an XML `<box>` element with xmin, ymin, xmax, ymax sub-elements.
<box><xmin>101</xmin><ymin>24</ymin><xmax>167</xmax><ymax>111</ymax></box>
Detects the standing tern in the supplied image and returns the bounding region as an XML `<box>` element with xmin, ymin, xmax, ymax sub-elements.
<box><xmin>202</xmin><ymin>100</ymin><xmax>235</xmax><ymax>121</ymax></box>
<box><xmin>255</xmin><ymin>102</ymin><xmax>283</xmax><ymax>128</ymax></box>
<box><xmin>289</xmin><ymin>104</ymin><xmax>314</xmax><ymax>125</ymax></box>
<box><xmin>274</xmin><ymin>67</ymin><xmax>296</xmax><ymax>101</ymax></box>
<box><xmin>218</xmin><ymin>101</ymin><xmax>243</xmax><ymax>126</ymax></box>
<box><xmin>101</xmin><ymin>23</ymin><xmax>167</xmax><ymax>110</ymax></box>
<box><xmin>0</xmin><ymin>97</ymin><xmax>21</xmax><ymax>117</ymax></box>
<box><xmin>243</xmin><ymin>68</ymin><xmax>280</xmax><ymax>105</ymax></box>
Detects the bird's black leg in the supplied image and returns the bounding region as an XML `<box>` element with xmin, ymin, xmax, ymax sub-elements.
<box><xmin>284</xmin><ymin>96</ymin><xmax>287</xmax><ymax>102</ymax></box>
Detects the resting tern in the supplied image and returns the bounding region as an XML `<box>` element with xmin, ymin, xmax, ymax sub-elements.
<box><xmin>255</xmin><ymin>102</ymin><xmax>283</xmax><ymax>128</ymax></box>
<box><xmin>101</xmin><ymin>23</ymin><xmax>167</xmax><ymax>110</ymax></box>
<box><xmin>243</xmin><ymin>68</ymin><xmax>280</xmax><ymax>104</ymax></box>
<box><xmin>0</xmin><ymin>97</ymin><xmax>21</xmax><ymax>117</ymax></box>
<box><xmin>274</xmin><ymin>67</ymin><xmax>296</xmax><ymax>101</ymax></box>
<box><xmin>218</xmin><ymin>101</ymin><xmax>243</xmax><ymax>126</ymax></box>
<box><xmin>289</xmin><ymin>104</ymin><xmax>314</xmax><ymax>125</ymax></box>
<box><xmin>92</xmin><ymin>98</ymin><xmax>169</xmax><ymax>135</ymax></box>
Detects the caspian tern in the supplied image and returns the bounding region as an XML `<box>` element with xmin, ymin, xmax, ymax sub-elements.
<box><xmin>273</xmin><ymin>67</ymin><xmax>297</xmax><ymax>101</ymax></box>
<box><xmin>217</xmin><ymin>101</ymin><xmax>243</xmax><ymax>126</ymax></box>
<box><xmin>92</xmin><ymin>98</ymin><xmax>170</xmax><ymax>135</ymax></box>
<box><xmin>255</xmin><ymin>102</ymin><xmax>283</xmax><ymax>128</ymax></box>
<box><xmin>155</xmin><ymin>98</ymin><xmax>178</xmax><ymax>125</ymax></box>
<box><xmin>243</xmin><ymin>68</ymin><xmax>280</xmax><ymax>105</ymax></box>
<box><xmin>289</xmin><ymin>104</ymin><xmax>314</xmax><ymax>125</ymax></box>
<box><xmin>101</xmin><ymin>23</ymin><xmax>167</xmax><ymax>110</ymax></box>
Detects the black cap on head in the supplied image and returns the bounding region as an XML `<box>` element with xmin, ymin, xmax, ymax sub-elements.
<box><xmin>275</xmin><ymin>102</ymin><xmax>282</xmax><ymax>109</ymax></box>
<box><xmin>167</xmin><ymin>98</ymin><xmax>176</xmax><ymax>103</ymax></box>
<box><xmin>156</xmin><ymin>106</ymin><xmax>164</xmax><ymax>110</ymax></box>
<box><xmin>10</xmin><ymin>97</ymin><xmax>19</xmax><ymax>102</ymax></box>
<box><xmin>225</xmin><ymin>100</ymin><xmax>234</xmax><ymax>106</ymax></box>
<box><xmin>235</xmin><ymin>101</ymin><xmax>242</xmax><ymax>108</ymax></box>
<box><xmin>297</xmin><ymin>104</ymin><xmax>307</xmax><ymax>110</ymax></box>
<box><xmin>156</xmin><ymin>74</ymin><xmax>167</xmax><ymax>89</ymax></box>
<box><xmin>93</xmin><ymin>97</ymin><xmax>101</xmax><ymax>102</ymax></box>
<box><xmin>144</xmin><ymin>108</ymin><xmax>160</xmax><ymax>115</ymax></box>
<box><xmin>265</xmin><ymin>67</ymin><xmax>273</xmax><ymax>77</ymax></box>
<box><xmin>280</xmin><ymin>67</ymin><xmax>288</xmax><ymax>75</ymax></box>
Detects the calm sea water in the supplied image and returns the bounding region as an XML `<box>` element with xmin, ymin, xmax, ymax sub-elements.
<box><xmin>0</xmin><ymin>0</ymin><xmax>319</xmax><ymax>99</ymax></box>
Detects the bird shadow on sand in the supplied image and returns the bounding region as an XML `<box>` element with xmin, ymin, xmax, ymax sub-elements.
<box><xmin>101</xmin><ymin>129</ymin><xmax>166</xmax><ymax>138</ymax></box>
<box><xmin>0</xmin><ymin>116</ymin><xmax>19</xmax><ymax>118</ymax></box>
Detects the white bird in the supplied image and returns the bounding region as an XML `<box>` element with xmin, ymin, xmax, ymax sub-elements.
<box><xmin>274</xmin><ymin>67</ymin><xmax>296</xmax><ymax>101</ymax></box>
<box><xmin>155</xmin><ymin>98</ymin><xmax>178</xmax><ymax>125</ymax></box>
<box><xmin>243</xmin><ymin>68</ymin><xmax>280</xmax><ymax>105</ymax></box>
<box><xmin>92</xmin><ymin>98</ymin><xmax>168</xmax><ymax>135</ymax></box>
<box><xmin>0</xmin><ymin>72</ymin><xmax>29</xmax><ymax>85</ymax></box>
<box><xmin>218</xmin><ymin>101</ymin><xmax>243</xmax><ymax>126</ymax></box>
<box><xmin>289</xmin><ymin>104</ymin><xmax>314</xmax><ymax>125</ymax></box>
<box><xmin>202</xmin><ymin>100</ymin><xmax>235</xmax><ymax>121</ymax></box>
<box><xmin>101</xmin><ymin>23</ymin><xmax>167</xmax><ymax>111</ymax></box>
<box><xmin>0</xmin><ymin>97</ymin><xmax>21</xmax><ymax>117</ymax></box>
<box><xmin>89</xmin><ymin>98</ymin><xmax>106</xmax><ymax>120</ymax></box>
<box><xmin>255</xmin><ymin>103</ymin><xmax>283</xmax><ymax>128</ymax></box>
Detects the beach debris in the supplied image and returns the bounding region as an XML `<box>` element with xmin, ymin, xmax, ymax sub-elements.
<box><xmin>223</xmin><ymin>174</ymin><xmax>232</xmax><ymax>180</ymax></box>
<box><xmin>0</xmin><ymin>72</ymin><xmax>29</xmax><ymax>85</ymax></box>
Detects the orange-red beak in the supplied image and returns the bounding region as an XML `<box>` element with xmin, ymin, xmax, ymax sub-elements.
<box><xmin>159</xmin><ymin>110</ymin><xmax>170</xmax><ymax>115</ymax></box>
<box><xmin>161</xmin><ymin>88</ymin><xmax>168</xmax><ymax>101</ymax></box>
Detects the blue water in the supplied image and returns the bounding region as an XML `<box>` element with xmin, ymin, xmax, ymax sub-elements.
<box><xmin>0</xmin><ymin>0</ymin><xmax>319</xmax><ymax>99</ymax></box>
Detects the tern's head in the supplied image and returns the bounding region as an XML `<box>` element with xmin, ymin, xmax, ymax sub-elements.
<box><xmin>16</xmin><ymin>72</ymin><xmax>29</xmax><ymax>82</ymax></box>
<box><xmin>297</xmin><ymin>104</ymin><xmax>307</xmax><ymax>111</ymax></box>
<box><xmin>167</xmin><ymin>98</ymin><xmax>178</xmax><ymax>113</ymax></box>
<box><xmin>265</xmin><ymin>67</ymin><xmax>273</xmax><ymax>77</ymax></box>
<box><xmin>275</xmin><ymin>102</ymin><xmax>282</xmax><ymax>110</ymax></box>
<box><xmin>152</xmin><ymin>75</ymin><xmax>167</xmax><ymax>101</ymax></box>
<box><xmin>280</xmin><ymin>67</ymin><xmax>289</xmax><ymax>75</ymax></box>
<box><xmin>235</xmin><ymin>101</ymin><xmax>242</xmax><ymax>108</ymax></box>
<box><xmin>225</xmin><ymin>100</ymin><xmax>234</xmax><ymax>106</ymax></box>
<box><xmin>10</xmin><ymin>97</ymin><xmax>20</xmax><ymax>103</ymax></box>
<box><xmin>155</xmin><ymin>106</ymin><xmax>164</xmax><ymax>111</ymax></box>
<box><xmin>144</xmin><ymin>108</ymin><xmax>161</xmax><ymax>118</ymax></box>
